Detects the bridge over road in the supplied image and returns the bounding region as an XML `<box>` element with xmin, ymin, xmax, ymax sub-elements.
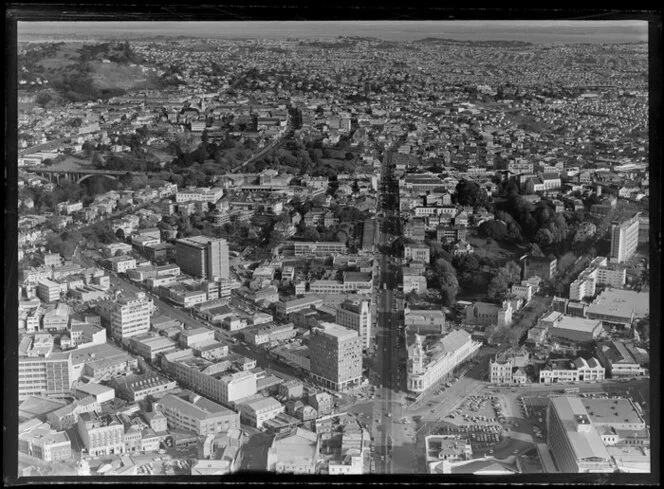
<box><xmin>23</xmin><ymin>166</ymin><xmax>163</xmax><ymax>184</ymax></box>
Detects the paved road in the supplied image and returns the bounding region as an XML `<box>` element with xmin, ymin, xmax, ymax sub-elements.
<box><xmin>230</xmin><ymin>114</ymin><xmax>292</xmax><ymax>173</ymax></box>
<box><xmin>369</xmin><ymin>148</ymin><xmax>410</xmax><ymax>474</ymax></box>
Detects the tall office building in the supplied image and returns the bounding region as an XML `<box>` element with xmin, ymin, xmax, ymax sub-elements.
<box><xmin>309</xmin><ymin>322</ymin><xmax>362</xmax><ymax>391</ymax></box>
<box><xmin>110</xmin><ymin>292</ymin><xmax>152</xmax><ymax>342</ymax></box>
<box><xmin>609</xmin><ymin>214</ymin><xmax>640</xmax><ymax>263</ymax></box>
<box><xmin>175</xmin><ymin>236</ymin><xmax>229</xmax><ymax>280</ymax></box>
<box><xmin>546</xmin><ymin>396</ymin><xmax>614</xmax><ymax>473</ymax></box>
<box><xmin>19</xmin><ymin>352</ymin><xmax>74</xmax><ymax>400</ymax></box>
<box><xmin>335</xmin><ymin>299</ymin><xmax>372</xmax><ymax>350</ymax></box>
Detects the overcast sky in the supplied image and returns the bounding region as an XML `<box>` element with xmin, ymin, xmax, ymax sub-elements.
<box><xmin>18</xmin><ymin>20</ymin><xmax>649</xmax><ymax>44</ymax></box>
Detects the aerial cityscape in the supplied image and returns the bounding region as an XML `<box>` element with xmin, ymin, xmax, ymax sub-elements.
<box><xmin>13</xmin><ymin>20</ymin><xmax>652</xmax><ymax>478</ymax></box>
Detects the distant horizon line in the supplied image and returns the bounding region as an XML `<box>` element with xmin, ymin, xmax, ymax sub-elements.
<box><xmin>17</xmin><ymin>20</ymin><xmax>649</xmax><ymax>44</ymax></box>
<box><xmin>16</xmin><ymin>34</ymin><xmax>649</xmax><ymax>46</ymax></box>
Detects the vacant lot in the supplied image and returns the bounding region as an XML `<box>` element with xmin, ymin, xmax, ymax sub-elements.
<box><xmin>89</xmin><ymin>61</ymin><xmax>149</xmax><ymax>90</ymax></box>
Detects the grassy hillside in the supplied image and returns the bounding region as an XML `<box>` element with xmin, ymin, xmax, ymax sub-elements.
<box><xmin>19</xmin><ymin>41</ymin><xmax>166</xmax><ymax>104</ymax></box>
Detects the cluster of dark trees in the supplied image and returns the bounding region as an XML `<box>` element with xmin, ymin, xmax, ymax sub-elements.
<box><xmin>45</xmin><ymin>230</ymin><xmax>84</xmax><ymax>259</ymax></box>
<box><xmin>100</xmin><ymin>154</ymin><xmax>162</xmax><ymax>173</ymax></box>
<box><xmin>423</xmin><ymin>250</ymin><xmax>524</xmax><ymax>306</ymax></box>
<box><xmin>455</xmin><ymin>179</ymin><xmax>490</xmax><ymax>208</ymax></box>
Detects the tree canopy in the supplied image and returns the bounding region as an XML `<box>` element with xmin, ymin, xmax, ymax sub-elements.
<box><xmin>455</xmin><ymin>179</ymin><xmax>489</xmax><ymax>208</ymax></box>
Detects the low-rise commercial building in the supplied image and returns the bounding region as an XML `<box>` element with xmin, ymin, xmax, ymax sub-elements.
<box><xmin>75</xmin><ymin>381</ymin><xmax>115</xmax><ymax>404</ymax></box>
<box><xmin>46</xmin><ymin>396</ymin><xmax>100</xmax><ymax>430</ymax></box>
<box><xmin>111</xmin><ymin>373</ymin><xmax>178</xmax><ymax>402</ymax></box>
<box><xmin>179</xmin><ymin>327</ymin><xmax>215</xmax><ymax>348</ymax></box>
<box><xmin>585</xmin><ymin>289</ymin><xmax>649</xmax><ymax>329</ymax></box>
<box><xmin>70</xmin><ymin>343</ymin><xmax>138</xmax><ymax>381</ymax></box>
<box><xmin>239</xmin><ymin>397</ymin><xmax>285</xmax><ymax>428</ymax></box>
<box><xmin>489</xmin><ymin>348</ymin><xmax>530</xmax><ymax>384</ymax></box>
<box><xmin>127</xmin><ymin>333</ymin><xmax>177</xmax><ymax>362</ymax></box>
<box><xmin>19</xmin><ymin>425</ymin><xmax>71</xmax><ymax>462</ymax></box>
<box><xmin>276</xmin><ymin>296</ymin><xmax>323</xmax><ymax>319</ymax></box>
<box><xmin>164</xmin><ymin>355</ymin><xmax>257</xmax><ymax>407</ymax></box>
<box><xmin>77</xmin><ymin>412</ymin><xmax>125</xmax><ymax>457</ymax></box>
<box><xmin>155</xmin><ymin>391</ymin><xmax>240</xmax><ymax>436</ymax></box>
<box><xmin>547</xmin><ymin>315</ymin><xmax>603</xmax><ymax>343</ymax></box>
<box><xmin>539</xmin><ymin>357</ymin><xmax>605</xmax><ymax>384</ymax></box>
<box><xmin>266</xmin><ymin>427</ymin><xmax>319</xmax><ymax>474</ymax></box>
<box><xmin>42</xmin><ymin>303</ymin><xmax>71</xmax><ymax>331</ymax></box>
<box><xmin>596</xmin><ymin>341</ymin><xmax>648</xmax><ymax>378</ymax></box>
<box><xmin>244</xmin><ymin>323</ymin><xmax>296</xmax><ymax>347</ymax></box>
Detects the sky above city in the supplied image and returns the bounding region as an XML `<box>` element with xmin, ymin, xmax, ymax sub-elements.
<box><xmin>18</xmin><ymin>20</ymin><xmax>649</xmax><ymax>44</ymax></box>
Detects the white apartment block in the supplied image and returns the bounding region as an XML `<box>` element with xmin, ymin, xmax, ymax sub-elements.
<box><xmin>175</xmin><ymin>187</ymin><xmax>224</xmax><ymax>203</ymax></box>
<box><xmin>110</xmin><ymin>293</ymin><xmax>152</xmax><ymax>341</ymax></box>
<box><xmin>610</xmin><ymin>214</ymin><xmax>640</xmax><ymax>264</ymax></box>
<box><xmin>569</xmin><ymin>257</ymin><xmax>627</xmax><ymax>301</ymax></box>
<box><xmin>37</xmin><ymin>279</ymin><xmax>65</xmax><ymax>303</ymax></box>
<box><xmin>293</xmin><ymin>241</ymin><xmax>346</xmax><ymax>256</ymax></box>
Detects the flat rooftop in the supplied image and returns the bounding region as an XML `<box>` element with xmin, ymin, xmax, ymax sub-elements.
<box><xmin>240</xmin><ymin>396</ymin><xmax>282</xmax><ymax>411</ymax></box>
<box><xmin>76</xmin><ymin>381</ymin><xmax>115</xmax><ymax>397</ymax></box>
<box><xmin>271</xmin><ymin>428</ymin><xmax>318</xmax><ymax>464</ymax></box>
<box><xmin>581</xmin><ymin>398</ymin><xmax>645</xmax><ymax>426</ymax></box>
<box><xmin>159</xmin><ymin>393</ymin><xmax>235</xmax><ymax>421</ymax></box>
<box><xmin>553</xmin><ymin>316</ymin><xmax>601</xmax><ymax>333</ymax></box>
<box><xmin>70</xmin><ymin>343</ymin><xmax>133</xmax><ymax>367</ymax></box>
<box><xmin>586</xmin><ymin>289</ymin><xmax>649</xmax><ymax>319</ymax></box>
<box><xmin>180</xmin><ymin>327</ymin><xmax>212</xmax><ymax>337</ymax></box>
<box><xmin>19</xmin><ymin>396</ymin><xmax>67</xmax><ymax>421</ymax></box>
<box><xmin>315</xmin><ymin>322</ymin><xmax>358</xmax><ymax>340</ymax></box>
<box><xmin>550</xmin><ymin>396</ymin><xmax>612</xmax><ymax>462</ymax></box>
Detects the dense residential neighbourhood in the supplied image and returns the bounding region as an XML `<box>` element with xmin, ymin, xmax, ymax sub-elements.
<box><xmin>14</xmin><ymin>21</ymin><xmax>652</xmax><ymax>478</ymax></box>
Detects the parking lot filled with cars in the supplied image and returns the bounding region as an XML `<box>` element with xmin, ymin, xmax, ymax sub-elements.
<box><xmin>434</xmin><ymin>423</ymin><xmax>504</xmax><ymax>454</ymax></box>
<box><xmin>448</xmin><ymin>395</ymin><xmax>504</xmax><ymax>425</ymax></box>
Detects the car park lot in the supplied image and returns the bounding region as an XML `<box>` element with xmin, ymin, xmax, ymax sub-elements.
<box><xmin>452</xmin><ymin>394</ymin><xmax>504</xmax><ymax>425</ymax></box>
<box><xmin>434</xmin><ymin>422</ymin><xmax>504</xmax><ymax>455</ymax></box>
